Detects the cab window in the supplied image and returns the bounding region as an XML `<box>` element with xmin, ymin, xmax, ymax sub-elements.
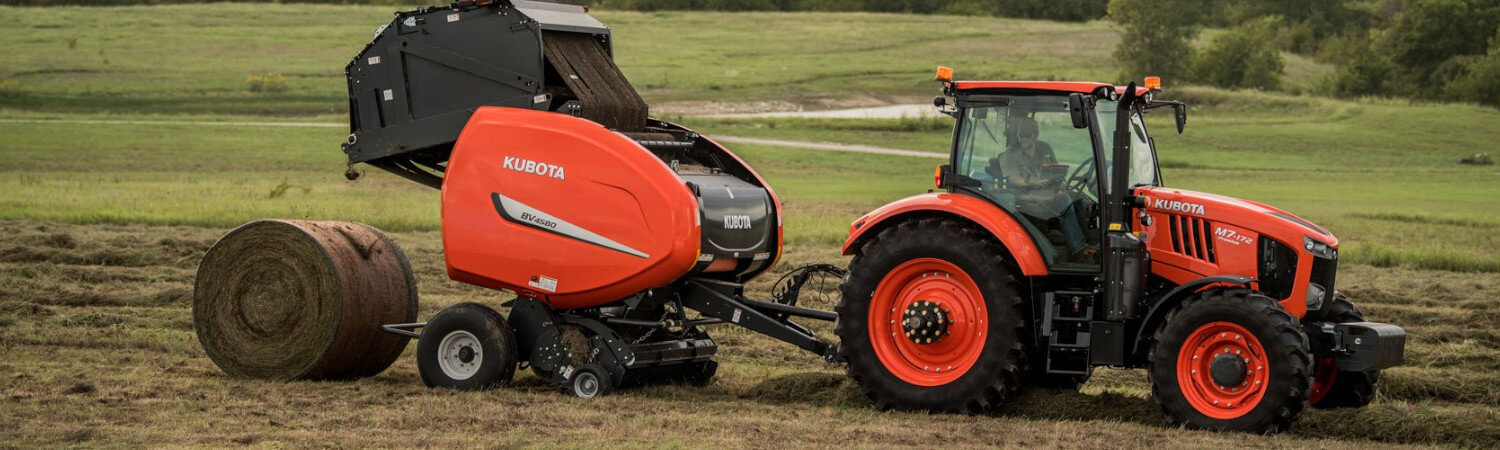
<box><xmin>952</xmin><ymin>95</ymin><xmax>1101</xmax><ymax>269</ymax></box>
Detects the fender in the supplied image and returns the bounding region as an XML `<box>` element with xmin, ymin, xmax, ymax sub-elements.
<box><xmin>842</xmin><ymin>192</ymin><xmax>1048</xmax><ymax>276</ymax></box>
<box><xmin>1131</xmin><ymin>275</ymin><xmax>1257</xmax><ymax>356</ymax></box>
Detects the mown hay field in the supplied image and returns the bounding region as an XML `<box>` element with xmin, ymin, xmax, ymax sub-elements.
<box><xmin>1</xmin><ymin>3</ymin><xmax>1499</xmax><ymax>448</ymax></box>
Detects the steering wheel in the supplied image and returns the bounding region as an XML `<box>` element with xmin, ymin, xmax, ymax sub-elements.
<box><xmin>1064</xmin><ymin>156</ymin><xmax>1096</xmax><ymax>194</ymax></box>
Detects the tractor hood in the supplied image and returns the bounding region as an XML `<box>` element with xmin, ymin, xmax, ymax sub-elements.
<box><xmin>1136</xmin><ymin>186</ymin><xmax>1341</xmax><ymax>318</ymax></box>
<box><xmin>1136</xmin><ymin>186</ymin><xmax>1338</xmax><ymax>248</ymax></box>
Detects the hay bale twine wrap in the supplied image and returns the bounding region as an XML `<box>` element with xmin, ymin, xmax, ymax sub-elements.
<box><xmin>193</xmin><ymin>220</ymin><xmax>418</xmax><ymax>380</ymax></box>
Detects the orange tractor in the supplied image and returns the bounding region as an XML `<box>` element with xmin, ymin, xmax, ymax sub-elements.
<box><xmin>192</xmin><ymin>1</ymin><xmax>1403</xmax><ymax>435</ymax></box>
<box><xmin>834</xmin><ymin>71</ymin><xmax>1404</xmax><ymax>432</ymax></box>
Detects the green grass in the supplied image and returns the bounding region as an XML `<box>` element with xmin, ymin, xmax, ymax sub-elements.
<box><xmin>0</xmin><ymin>4</ymin><xmax>1335</xmax><ymax>116</ymax></box>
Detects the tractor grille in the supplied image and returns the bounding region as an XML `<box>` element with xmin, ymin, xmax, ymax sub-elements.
<box><xmin>1310</xmin><ymin>252</ymin><xmax>1338</xmax><ymax>307</ymax></box>
<box><xmin>1167</xmin><ymin>214</ymin><xmax>1216</xmax><ymax>263</ymax></box>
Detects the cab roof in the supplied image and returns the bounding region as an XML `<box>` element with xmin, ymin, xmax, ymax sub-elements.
<box><xmin>952</xmin><ymin>81</ymin><xmax>1156</xmax><ymax>99</ymax></box>
<box><xmin>951</xmin><ymin>81</ymin><xmax>1115</xmax><ymax>93</ymax></box>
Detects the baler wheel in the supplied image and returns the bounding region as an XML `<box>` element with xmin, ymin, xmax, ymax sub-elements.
<box><xmin>1309</xmin><ymin>292</ymin><xmax>1381</xmax><ymax>409</ymax></box>
<box><xmin>1149</xmin><ymin>288</ymin><xmax>1312</xmax><ymax>433</ymax></box>
<box><xmin>567</xmin><ymin>363</ymin><xmax>613</xmax><ymax>399</ymax></box>
<box><xmin>417</xmin><ymin>303</ymin><xmax>518</xmax><ymax>390</ymax></box>
<box><xmin>836</xmin><ymin>218</ymin><xmax>1027</xmax><ymax>414</ymax></box>
<box><xmin>192</xmin><ymin>220</ymin><xmax>417</xmax><ymax>381</ymax></box>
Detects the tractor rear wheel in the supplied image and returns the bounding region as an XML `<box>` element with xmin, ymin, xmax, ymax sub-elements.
<box><xmin>1310</xmin><ymin>292</ymin><xmax>1380</xmax><ymax>409</ymax></box>
<box><xmin>836</xmin><ymin>218</ymin><xmax>1027</xmax><ymax>414</ymax></box>
<box><xmin>417</xmin><ymin>303</ymin><xmax>518</xmax><ymax>390</ymax></box>
<box><xmin>1149</xmin><ymin>288</ymin><xmax>1313</xmax><ymax>433</ymax></box>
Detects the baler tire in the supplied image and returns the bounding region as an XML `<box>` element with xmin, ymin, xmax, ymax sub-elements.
<box><xmin>567</xmin><ymin>363</ymin><xmax>613</xmax><ymax>399</ymax></box>
<box><xmin>417</xmin><ymin>303</ymin><xmax>518</xmax><ymax>391</ymax></box>
<box><xmin>1149</xmin><ymin>288</ymin><xmax>1313</xmax><ymax>433</ymax></box>
<box><xmin>1310</xmin><ymin>293</ymin><xmax>1380</xmax><ymax>409</ymax></box>
<box><xmin>836</xmin><ymin>217</ymin><xmax>1028</xmax><ymax>415</ymax></box>
<box><xmin>193</xmin><ymin>220</ymin><xmax>417</xmax><ymax>381</ymax></box>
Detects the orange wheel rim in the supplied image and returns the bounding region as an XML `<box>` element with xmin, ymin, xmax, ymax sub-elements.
<box><xmin>1176</xmin><ymin>321</ymin><xmax>1269</xmax><ymax>419</ymax></box>
<box><xmin>1310</xmin><ymin>356</ymin><xmax>1337</xmax><ymax>405</ymax></box>
<box><xmin>867</xmin><ymin>258</ymin><xmax>986</xmax><ymax>386</ymax></box>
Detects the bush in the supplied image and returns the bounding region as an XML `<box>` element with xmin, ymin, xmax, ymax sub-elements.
<box><xmin>1445</xmin><ymin>53</ymin><xmax>1500</xmax><ymax>106</ymax></box>
<box><xmin>1326</xmin><ymin>37</ymin><xmax>1399</xmax><ymax>96</ymax></box>
<box><xmin>245</xmin><ymin>72</ymin><xmax>287</xmax><ymax>94</ymax></box>
<box><xmin>1460</xmin><ymin>153</ymin><xmax>1494</xmax><ymax>165</ymax></box>
<box><xmin>1193</xmin><ymin>17</ymin><xmax>1284</xmax><ymax>90</ymax></box>
<box><xmin>1109</xmin><ymin>0</ymin><xmax>1203</xmax><ymax>81</ymax></box>
<box><xmin>1442</xmin><ymin>28</ymin><xmax>1500</xmax><ymax>107</ymax></box>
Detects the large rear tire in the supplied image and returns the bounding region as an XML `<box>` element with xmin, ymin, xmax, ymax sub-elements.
<box><xmin>1310</xmin><ymin>292</ymin><xmax>1380</xmax><ymax>409</ymax></box>
<box><xmin>836</xmin><ymin>218</ymin><xmax>1028</xmax><ymax>414</ymax></box>
<box><xmin>1149</xmin><ymin>289</ymin><xmax>1313</xmax><ymax>433</ymax></box>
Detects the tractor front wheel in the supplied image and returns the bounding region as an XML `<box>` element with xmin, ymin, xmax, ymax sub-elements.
<box><xmin>836</xmin><ymin>218</ymin><xmax>1028</xmax><ymax>414</ymax></box>
<box><xmin>1149</xmin><ymin>289</ymin><xmax>1313</xmax><ymax>433</ymax></box>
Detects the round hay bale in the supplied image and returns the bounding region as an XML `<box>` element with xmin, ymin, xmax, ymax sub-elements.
<box><xmin>193</xmin><ymin>220</ymin><xmax>418</xmax><ymax>380</ymax></box>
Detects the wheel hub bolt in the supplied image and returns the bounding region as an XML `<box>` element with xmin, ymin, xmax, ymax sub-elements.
<box><xmin>902</xmin><ymin>300</ymin><xmax>952</xmax><ymax>345</ymax></box>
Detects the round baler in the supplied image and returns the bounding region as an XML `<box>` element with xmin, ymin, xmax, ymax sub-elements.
<box><xmin>192</xmin><ymin>0</ymin><xmax>1406</xmax><ymax>435</ymax></box>
<box><xmin>193</xmin><ymin>0</ymin><xmax>840</xmax><ymax>394</ymax></box>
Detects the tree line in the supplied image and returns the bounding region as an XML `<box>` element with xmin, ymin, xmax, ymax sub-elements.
<box><xmin>1112</xmin><ymin>0</ymin><xmax>1500</xmax><ymax>106</ymax></box>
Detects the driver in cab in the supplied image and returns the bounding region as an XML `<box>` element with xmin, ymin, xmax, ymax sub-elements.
<box><xmin>986</xmin><ymin>116</ymin><xmax>1096</xmax><ymax>261</ymax></box>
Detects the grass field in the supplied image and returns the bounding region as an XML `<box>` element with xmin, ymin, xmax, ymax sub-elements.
<box><xmin>0</xmin><ymin>4</ymin><xmax>1336</xmax><ymax>116</ymax></box>
<box><xmin>2</xmin><ymin>3</ymin><xmax>1500</xmax><ymax>448</ymax></box>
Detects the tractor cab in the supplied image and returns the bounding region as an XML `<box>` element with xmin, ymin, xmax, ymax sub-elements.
<box><xmin>931</xmin><ymin>74</ymin><xmax>1180</xmax><ymax>273</ymax></box>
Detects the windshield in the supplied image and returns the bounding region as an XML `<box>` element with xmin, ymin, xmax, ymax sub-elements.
<box><xmin>1094</xmin><ymin>100</ymin><xmax>1158</xmax><ymax>189</ymax></box>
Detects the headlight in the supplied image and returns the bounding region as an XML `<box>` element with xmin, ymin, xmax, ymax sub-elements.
<box><xmin>1258</xmin><ymin>238</ymin><xmax>1297</xmax><ymax>300</ymax></box>
<box><xmin>1305</xmin><ymin>282</ymin><xmax>1326</xmax><ymax>311</ymax></box>
<box><xmin>1304</xmin><ymin>236</ymin><xmax>1336</xmax><ymax>259</ymax></box>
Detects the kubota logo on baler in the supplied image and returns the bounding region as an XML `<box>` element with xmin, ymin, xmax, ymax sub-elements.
<box><xmin>1152</xmin><ymin>198</ymin><xmax>1206</xmax><ymax>215</ymax></box>
<box><xmin>502</xmin><ymin>156</ymin><xmax>565</xmax><ymax>180</ymax></box>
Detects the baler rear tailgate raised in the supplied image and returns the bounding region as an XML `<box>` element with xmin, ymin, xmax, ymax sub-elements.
<box><xmin>343</xmin><ymin>0</ymin><xmax>649</xmax><ymax>187</ymax></box>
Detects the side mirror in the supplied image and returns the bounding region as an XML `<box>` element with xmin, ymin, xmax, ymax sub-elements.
<box><xmin>1068</xmin><ymin>93</ymin><xmax>1092</xmax><ymax>129</ymax></box>
<box><xmin>1174</xmin><ymin>103</ymin><xmax>1186</xmax><ymax>134</ymax></box>
<box><xmin>933</xmin><ymin>95</ymin><xmax>958</xmax><ymax>118</ymax></box>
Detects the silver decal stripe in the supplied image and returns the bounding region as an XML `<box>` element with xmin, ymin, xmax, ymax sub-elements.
<box><xmin>490</xmin><ymin>193</ymin><xmax>649</xmax><ymax>258</ymax></box>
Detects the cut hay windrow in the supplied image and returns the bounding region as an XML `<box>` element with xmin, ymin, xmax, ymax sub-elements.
<box><xmin>192</xmin><ymin>220</ymin><xmax>417</xmax><ymax>380</ymax></box>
